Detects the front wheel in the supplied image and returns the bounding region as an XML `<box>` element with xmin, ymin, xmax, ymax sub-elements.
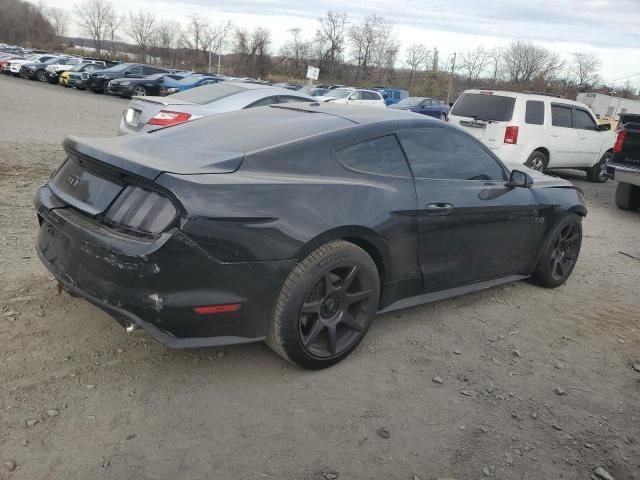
<box><xmin>266</xmin><ymin>240</ymin><xmax>380</xmax><ymax>369</ymax></box>
<box><xmin>530</xmin><ymin>214</ymin><xmax>582</xmax><ymax>288</ymax></box>
<box><xmin>132</xmin><ymin>85</ymin><xmax>147</xmax><ymax>96</ymax></box>
<box><xmin>586</xmin><ymin>152</ymin><xmax>611</xmax><ymax>183</ymax></box>
<box><xmin>36</xmin><ymin>70</ymin><xmax>48</xmax><ymax>82</ymax></box>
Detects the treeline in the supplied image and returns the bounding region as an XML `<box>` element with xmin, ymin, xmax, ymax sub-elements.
<box><xmin>0</xmin><ymin>0</ymin><xmax>56</xmax><ymax>46</ymax></box>
<box><xmin>3</xmin><ymin>0</ymin><xmax>638</xmax><ymax>101</ymax></box>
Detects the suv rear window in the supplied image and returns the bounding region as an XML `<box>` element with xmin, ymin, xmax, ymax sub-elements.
<box><xmin>451</xmin><ymin>93</ymin><xmax>516</xmax><ymax>122</ymax></box>
<box><xmin>525</xmin><ymin>101</ymin><xmax>545</xmax><ymax>125</ymax></box>
<box><xmin>171</xmin><ymin>83</ymin><xmax>247</xmax><ymax>104</ymax></box>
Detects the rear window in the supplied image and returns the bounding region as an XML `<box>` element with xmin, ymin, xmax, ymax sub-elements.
<box><xmin>171</xmin><ymin>83</ymin><xmax>247</xmax><ymax>104</ymax></box>
<box><xmin>525</xmin><ymin>101</ymin><xmax>545</xmax><ymax>125</ymax></box>
<box><xmin>451</xmin><ymin>93</ymin><xmax>516</xmax><ymax>122</ymax></box>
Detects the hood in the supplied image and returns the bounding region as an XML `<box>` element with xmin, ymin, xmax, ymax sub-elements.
<box><xmin>63</xmin><ymin>133</ymin><xmax>244</xmax><ymax>181</ymax></box>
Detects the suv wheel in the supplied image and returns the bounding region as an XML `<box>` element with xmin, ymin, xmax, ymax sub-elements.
<box><xmin>530</xmin><ymin>214</ymin><xmax>582</xmax><ymax>288</ymax></box>
<box><xmin>615</xmin><ymin>182</ymin><xmax>640</xmax><ymax>210</ymax></box>
<box><xmin>266</xmin><ymin>240</ymin><xmax>380</xmax><ymax>369</ymax></box>
<box><xmin>525</xmin><ymin>151</ymin><xmax>547</xmax><ymax>172</ymax></box>
<box><xmin>586</xmin><ymin>152</ymin><xmax>611</xmax><ymax>183</ymax></box>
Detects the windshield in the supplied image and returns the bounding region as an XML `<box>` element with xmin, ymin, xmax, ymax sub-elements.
<box><xmin>171</xmin><ymin>83</ymin><xmax>247</xmax><ymax>104</ymax></box>
<box><xmin>451</xmin><ymin>93</ymin><xmax>516</xmax><ymax>121</ymax></box>
<box><xmin>43</xmin><ymin>57</ymin><xmax>62</xmax><ymax>65</ymax></box>
<box><xmin>99</xmin><ymin>63</ymin><xmax>132</xmax><ymax>73</ymax></box>
<box><xmin>396</xmin><ymin>97</ymin><xmax>427</xmax><ymax>108</ymax></box>
<box><xmin>326</xmin><ymin>88</ymin><xmax>354</xmax><ymax>98</ymax></box>
<box><xmin>310</xmin><ymin>88</ymin><xmax>329</xmax><ymax>97</ymax></box>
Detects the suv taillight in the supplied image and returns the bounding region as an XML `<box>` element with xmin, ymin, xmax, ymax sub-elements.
<box><xmin>147</xmin><ymin>110</ymin><xmax>191</xmax><ymax>126</ymax></box>
<box><xmin>613</xmin><ymin>130</ymin><xmax>626</xmax><ymax>153</ymax></box>
<box><xmin>504</xmin><ymin>126</ymin><xmax>519</xmax><ymax>145</ymax></box>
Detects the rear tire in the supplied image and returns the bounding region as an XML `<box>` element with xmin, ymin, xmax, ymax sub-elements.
<box><xmin>266</xmin><ymin>240</ymin><xmax>380</xmax><ymax>369</ymax></box>
<box><xmin>530</xmin><ymin>214</ymin><xmax>582</xmax><ymax>288</ymax></box>
<box><xmin>525</xmin><ymin>151</ymin><xmax>547</xmax><ymax>172</ymax></box>
<box><xmin>586</xmin><ymin>152</ymin><xmax>611</xmax><ymax>183</ymax></box>
<box><xmin>615</xmin><ymin>182</ymin><xmax>640</xmax><ymax>210</ymax></box>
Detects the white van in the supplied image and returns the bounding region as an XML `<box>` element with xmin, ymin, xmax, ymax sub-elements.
<box><xmin>449</xmin><ymin>90</ymin><xmax>615</xmax><ymax>182</ymax></box>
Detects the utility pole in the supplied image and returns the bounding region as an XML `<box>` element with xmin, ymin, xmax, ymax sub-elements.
<box><xmin>446</xmin><ymin>52</ymin><xmax>457</xmax><ymax>106</ymax></box>
<box><xmin>208</xmin><ymin>50</ymin><xmax>212</xmax><ymax>74</ymax></box>
<box><xmin>217</xmin><ymin>52</ymin><xmax>221</xmax><ymax>75</ymax></box>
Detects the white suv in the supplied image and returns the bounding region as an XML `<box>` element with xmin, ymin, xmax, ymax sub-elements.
<box><xmin>449</xmin><ymin>90</ymin><xmax>615</xmax><ymax>182</ymax></box>
<box><xmin>316</xmin><ymin>88</ymin><xmax>386</xmax><ymax>108</ymax></box>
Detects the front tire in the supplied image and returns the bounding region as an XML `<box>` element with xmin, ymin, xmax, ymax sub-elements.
<box><xmin>586</xmin><ymin>152</ymin><xmax>611</xmax><ymax>183</ymax></box>
<box><xmin>36</xmin><ymin>70</ymin><xmax>47</xmax><ymax>82</ymax></box>
<box><xmin>266</xmin><ymin>240</ymin><xmax>380</xmax><ymax>369</ymax></box>
<box><xmin>615</xmin><ymin>182</ymin><xmax>640</xmax><ymax>210</ymax></box>
<box><xmin>525</xmin><ymin>150</ymin><xmax>547</xmax><ymax>172</ymax></box>
<box><xmin>531</xmin><ymin>214</ymin><xmax>582</xmax><ymax>288</ymax></box>
<box><xmin>132</xmin><ymin>85</ymin><xmax>147</xmax><ymax>96</ymax></box>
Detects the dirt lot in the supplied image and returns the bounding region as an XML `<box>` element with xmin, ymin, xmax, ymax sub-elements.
<box><xmin>0</xmin><ymin>74</ymin><xmax>639</xmax><ymax>480</ymax></box>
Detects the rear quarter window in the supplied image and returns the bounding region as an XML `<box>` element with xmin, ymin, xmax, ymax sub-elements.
<box><xmin>525</xmin><ymin>100</ymin><xmax>545</xmax><ymax>125</ymax></box>
<box><xmin>335</xmin><ymin>135</ymin><xmax>411</xmax><ymax>177</ymax></box>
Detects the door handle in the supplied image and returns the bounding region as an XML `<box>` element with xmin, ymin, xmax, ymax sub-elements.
<box><xmin>425</xmin><ymin>203</ymin><xmax>454</xmax><ymax>215</ymax></box>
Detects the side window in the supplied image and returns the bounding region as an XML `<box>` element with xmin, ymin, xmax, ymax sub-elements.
<box><xmin>143</xmin><ymin>66</ymin><xmax>161</xmax><ymax>75</ymax></box>
<box><xmin>127</xmin><ymin>66</ymin><xmax>143</xmax><ymax>75</ymax></box>
<box><xmin>398</xmin><ymin>128</ymin><xmax>505</xmax><ymax>181</ymax></box>
<box><xmin>525</xmin><ymin>100</ymin><xmax>545</xmax><ymax>125</ymax></box>
<box><xmin>574</xmin><ymin>109</ymin><xmax>597</xmax><ymax>130</ymax></box>
<box><xmin>246</xmin><ymin>96</ymin><xmax>279</xmax><ymax>108</ymax></box>
<box><xmin>349</xmin><ymin>91</ymin><xmax>362</xmax><ymax>100</ymax></box>
<box><xmin>335</xmin><ymin>135</ymin><xmax>411</xmax><ymax>178</ymax></box>
<box><xmin>551</xmin><ymin>105</ymin><xmax>573</xmax><ymax>128</ymax></box>
<box><xmin>393</xmin><ymin>91</ymin><xmax>400</xmax><ymax>99</ymax></box>
<box><xmin>277</xmin><ymin>96</ymin><xmax>309</xmax><ymax>103</ymax></box>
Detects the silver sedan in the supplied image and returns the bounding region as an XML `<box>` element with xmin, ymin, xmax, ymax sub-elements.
<box><xmin>118</xmin><ymin>82</ymin><xmax>314</xmax><ymax>135</ymax></box>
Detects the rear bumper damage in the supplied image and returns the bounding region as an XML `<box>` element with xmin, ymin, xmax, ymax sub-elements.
<box><xmin>35</xmin><ymin>185</ymin><xmax>296</xmax><ymax>348</ymax></box>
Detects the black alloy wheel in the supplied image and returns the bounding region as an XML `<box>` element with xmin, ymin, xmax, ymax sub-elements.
<box><xmin>299</xmin><ymin>264</ymin><xmax>375</xmax><ymax>358</ymax></box>
<box><xmin>37</xmin><ymin>70</ymin><xmax>47</xmax><ymax>82</ymax></box>
<box><xmin>549</xmin><ymin>223</ymin><xmax>581</xmax><ymax>283</ymax></box>
<box><xmin>531</xmin><ymin>214</ymin><xmax>582</xmax><ymax>288</ymax></box>
<box><xmin>267</xmin><ymin>240</ymin><xmax>380</xmax><ymax>369</ymax></box>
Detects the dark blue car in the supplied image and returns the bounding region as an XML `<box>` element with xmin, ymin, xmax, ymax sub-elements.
<box><xmin>159</xmin><ymin>74</ymin><xmax>221</xmax><ymax>96</ymax></box>
<box><xmin>388</xmin><ymin>96</ymin><xmax>449</xmax><ymax>120</ymax></box>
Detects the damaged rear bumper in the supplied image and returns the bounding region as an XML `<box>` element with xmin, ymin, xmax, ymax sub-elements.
<box><xmin>35</xmin><ymin>185</ymin><xmax>296</xmax><ymax>348</ymax></box>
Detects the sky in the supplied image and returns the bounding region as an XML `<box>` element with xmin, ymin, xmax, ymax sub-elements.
<box><xmin>51</xmin><ymin>0</ymin><xmax>640</xmax><ymax>87</ymax></box>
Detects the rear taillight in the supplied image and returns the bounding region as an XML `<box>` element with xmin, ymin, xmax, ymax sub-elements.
<box><xmin>104</xmin><ymin>186</ymin><xmax>177</xmax><ymax>234</ymax></box>
<box><xmin>504</xmin><ymin>126</ymin><xmax>519</xmax><ymax>145</ymax></box>
<box><xmin>613</xmin><ymin>130</ymin><xmax>626</xmax><ymax>153</ymax></box>
<box><xmin>147</xmin><ymin>110</ymin><xmax>191</xmax><ymax>126</ymax></box>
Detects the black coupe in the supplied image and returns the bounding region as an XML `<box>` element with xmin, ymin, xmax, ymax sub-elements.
<box><xmin>35</xmin><ymin>104</ymin><xmax>586</xmax><ymax>369</ymax></box>
<box><xmin>107</xmin><ymin>73</ymin><xmax>186</xmax><ymax>98</ymax></box>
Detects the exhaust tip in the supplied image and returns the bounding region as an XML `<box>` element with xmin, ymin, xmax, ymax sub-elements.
<box><xmin>125</xmin><ymin>320</ymin><xmax>142</xmax><ymax>334</ymax></box>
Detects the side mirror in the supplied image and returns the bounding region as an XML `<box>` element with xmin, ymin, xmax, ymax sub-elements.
<box><xmin>509</xmin><ymin>169</ymin><xmax>533</xmax><ymax>188</ymax></box>
<box><xmin>598</xmin><ymin>123</ymin><xmax>611</xmax><ymax>131</ymax></box>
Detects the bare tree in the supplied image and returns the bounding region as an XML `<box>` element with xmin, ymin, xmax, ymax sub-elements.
<box><xmin>501</xmin><ymin>41</ymin><xmax>563</xmax><ymax>86</ymax></box>
<box><xmin>155</xmin><ymin>20</ymin><xmax>182</xmax><ymax>65</ymax></box>
<box><xmin>431</xmin><ymin>47</ymin><xmax>439</xmax><ymax>71</ymax></box>
<box><xmin>459</xmin><ymin>46</ymin><xmax>490</xmax><ymax>86</ymax></box>
<box><xmin>250</xmin><ymin>27</ymin><xmax>271</xmax><ymax>78</ymax></box>
<box><xmin>46</xmin><ymin>7</ymin><xmax>69</xmax><ymax>40</ymax></box>
<box><xmin>314</xmin><ymin>11</ymin><xmax>348</xmax><ymax>77</ymax></box>
<box><xmin>104</xmin><ymin>10</ymin><xmax>123</xmax><ymax>58</ymax></box>
<box><xmin>126</xmin><ymin>11</ymin><xmax>156</xmax><ymax>62</ymax></box>
<box><xmin>349</xmin><ymin>15</ymin><xmax>387</xmax><ymax>81</ymax></box>
<box><xmin>488</xmin><ymin>47</ymin><xmax>502</xmax><ymax>84</ymax></box>
<box><xmin>74</xmin><ymin>0</ymin><xmax>114</xmax><ymax>55</ymax></box>
<box><xmin>203</xmin><ymin>20</ymin><xmax>233</xmax><ymax>73</ymax></box>
<box><xmin>280</xmin><ymin>28</ymin><xmax>311</xmax><ymax>76</ymax></box>
<box><xmin>404</xmin><ymin>43</ymin><xmax>430</xmax><ymax>89</ymax></box>
<box><xmin>569</xmin><ymin>52</ymin><xmax>601</xmax><ymax>87</ymax></box>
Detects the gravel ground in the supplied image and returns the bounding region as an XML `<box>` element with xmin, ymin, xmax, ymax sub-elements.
<box><xmin>0</xmin><ymin>74</ymin><xmax>639</xmax><ymax>480</ymax></box>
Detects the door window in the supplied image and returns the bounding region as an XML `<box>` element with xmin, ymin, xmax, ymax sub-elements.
<box><xmin>525</xmin><ymin>100</ymin><xmax>545</xmax><ymax>125</ymax></box>
<box><xmin>361</xmin><ymin>91</ymin><xmax>380</xmax><ymax>101</ymax></box>
<box><xmin>127</xmin><ymin>66</ymin><xmax>143</xmax><ymax>75</ymax></box>
<box><xmin>551</xmin><ymin>105</ymin><xmax>573</xmax><ymax>128</ymax></box>
<box><xmin>349</xmin><ymin>91</ymin><xmax>363</xmax><ymax>100</ymax></box>
<box><xmin>398</xmin><ymin>128</ymin><xmax>505</xmax><ymax>181</ymax></box>
<box><xmin>277</xmin><ymin>96</ymin><xmax>310</xmax><ymax>103</ymax></box>
<box><xmin>334</xmin><ymin>135</ymin><xmax>412</xmax><ymax>177</ymax></box>
<box><xmin>574</xmin><ymin>109</ymin><xmax>597</xmax><ymax>130</ymax></box>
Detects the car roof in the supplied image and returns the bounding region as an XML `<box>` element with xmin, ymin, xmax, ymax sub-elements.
<box><xmin>150</xmin><ymin>102</ymin><xmax>437</xmax><ymax>154</ymax></box>
<box><xmin>461</xmin><ymin>89</ymin><xmax>578</xmax><ymax>104</ymax></box>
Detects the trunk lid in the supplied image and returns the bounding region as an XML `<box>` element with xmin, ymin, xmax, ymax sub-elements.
<box><xmin>125</xmin><ymin>97</ymin><xmax>199</xmax><ymax>131</ymax></box>
<box><xmin>62</xmin><ymin>133</ymin><xmax>244</xmax><ymax>181</ymax></box>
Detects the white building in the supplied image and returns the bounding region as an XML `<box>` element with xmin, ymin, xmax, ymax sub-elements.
<box><xmin>577</xmin><ymin>92</ymin><xmax>640</xmax><ymax>119</ymax></box>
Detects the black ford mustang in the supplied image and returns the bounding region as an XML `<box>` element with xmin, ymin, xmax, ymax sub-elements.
<box><xmin>35</xmin><ymin>104</ymin><xmax>586</xmax><ymax>369</ymax></box>
<box><xmin>107</xmin><ymin>73</ymin><xmax>185</xmax><ymax>98</ymax></box>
